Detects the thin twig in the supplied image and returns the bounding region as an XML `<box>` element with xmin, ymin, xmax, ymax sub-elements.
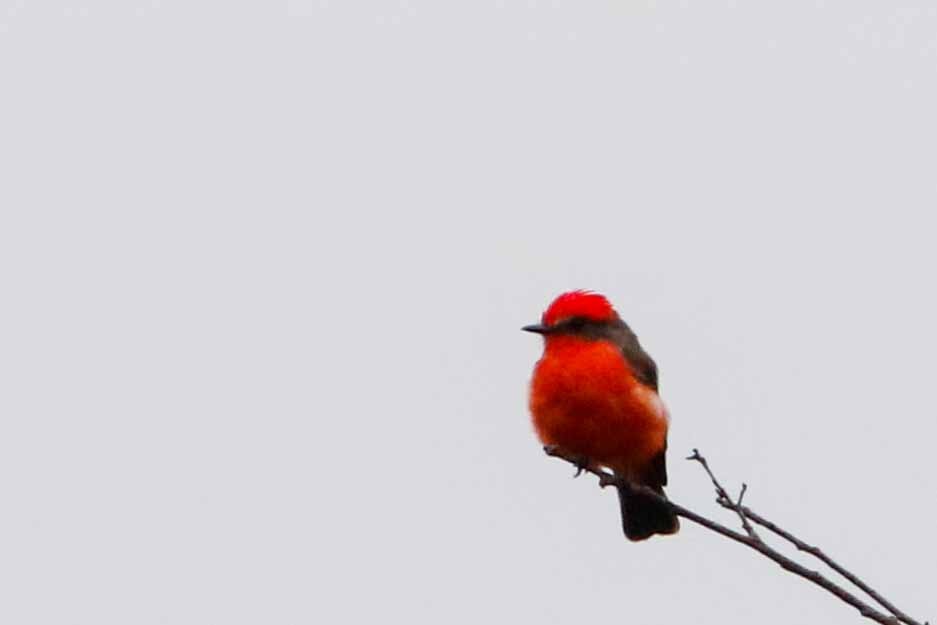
<box><xmin>543</xmin><ymin>446</ymin><xmax>924</xmax><ymax>625</ymax></box>
<box><xmin>687</xmin><ymin>448</ymin><xmax>760</xmax><ymax>540</ymax></box>
<box><xmin>736</xmin><ymin>503</ymin><xmax>921</xmax><ymax>625</ymax></box>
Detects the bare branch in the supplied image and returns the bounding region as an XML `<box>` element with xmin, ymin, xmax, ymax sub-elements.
<box><xmin>543</xmin><ymin>446</ymin><xmax>925</xmax><ymax>625</ymax></box>
<box><xmin>737</xmin><ymin>483</ymin><xmax>748</xmax><ymax>507</ymax></box>
<box><xmin>687</xmin><ymin>448</ymin><xmax>760</xmax><ymax>540</ymax></box>
<box><xmin>737</xmin><ymin>504</ymin><xmax>921</xmax><ymax>625</ymax></box>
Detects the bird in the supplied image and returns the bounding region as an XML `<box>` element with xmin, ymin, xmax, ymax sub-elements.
<box><xmin>523</xmin><ymin>290</ymin><xmax>679</xmax><ymax>541</ymax></box>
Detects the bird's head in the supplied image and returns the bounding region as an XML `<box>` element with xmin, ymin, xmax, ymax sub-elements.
<box><xmin>522</xmin><ymin>290</ymin><xmax>621</xmax><ymax>339</ymax></box>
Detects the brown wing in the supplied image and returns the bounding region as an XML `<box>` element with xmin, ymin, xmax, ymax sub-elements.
<box><xmin>611</xmin><ymin>320</ymin><xmax>659</xmax><ymax>391</ymax></box>
<box><xmin>612</xmin><ymin>319</ymin><xmax>665</xmax><ymax>486</ymax></box>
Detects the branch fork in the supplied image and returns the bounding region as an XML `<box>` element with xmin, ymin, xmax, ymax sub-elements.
<box><xmin>543</xmin><ymin>445</ymin><xmax>925</xmax><ymax>625</ymax></box>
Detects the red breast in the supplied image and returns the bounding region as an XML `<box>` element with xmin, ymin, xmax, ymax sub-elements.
<box><xmin>529</xmin><ymin>335</ymin><xmax>668</xmax><ymax>478</ymax></box>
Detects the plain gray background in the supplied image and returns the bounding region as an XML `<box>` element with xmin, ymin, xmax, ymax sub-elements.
<box><xmin>1</xmin><ymin>2</ymin><xmax>935</xmax><ymax>624</ymax></box>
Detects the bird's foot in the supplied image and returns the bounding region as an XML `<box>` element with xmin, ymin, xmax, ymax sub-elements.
<box><xmin>542</xmin><ymin>446</ymin><xmax>593</xmax><ymax>478</ymax></box>
<box><xmin>598</xmin><ymin>472</ymin><xmax>627</xmax><ymax>489</ymax></box>
<box><xmin>571</xmin><ymin>454</ymin><xmax>593</xmax><ymax>478</ymax></box>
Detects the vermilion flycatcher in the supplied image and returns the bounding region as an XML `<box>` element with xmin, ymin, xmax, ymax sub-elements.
<box><xmin>524</xmin><ymin>290</ymin><xmax>679</xmax><ymax>541</ymax></box>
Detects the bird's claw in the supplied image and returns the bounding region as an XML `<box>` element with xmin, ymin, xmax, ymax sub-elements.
<box><xmin>541</xmin><ymin>446</ymin><xmax>592</xmax><ymax>478</ymax></box>
<box><xmin>572</xmin><ymin>455</ymin><xmax>591</xmax><ymax>478</ymax></box>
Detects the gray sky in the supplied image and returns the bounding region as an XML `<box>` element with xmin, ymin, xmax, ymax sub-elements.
<box><xmin>2</xmin><ymin>2</ymin><xmax>935</xmax><ymax>624</ymax></box>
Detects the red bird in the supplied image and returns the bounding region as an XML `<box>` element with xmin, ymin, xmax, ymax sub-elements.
<box><xmin>524</xmin><ymin>290</ymin><xmax>679</xmax><ymax>541</ymax></box>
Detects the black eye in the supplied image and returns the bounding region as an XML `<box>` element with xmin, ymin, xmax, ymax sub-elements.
<box><xmin>566</xmin><ymin>317</ymin><xmax>586</xmax><ymax>331</ymax></box>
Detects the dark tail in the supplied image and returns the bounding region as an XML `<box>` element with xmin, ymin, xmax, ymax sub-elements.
<box><xmin>617</xmin><ymin>485</ymin><xmax>679</xmax><ymax>541</ymax></box>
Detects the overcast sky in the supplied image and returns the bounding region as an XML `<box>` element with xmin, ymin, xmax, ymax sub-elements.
<box><xmin>1</xmin><ymin>2</ymin><xmax>935</xmax><ymax>624</ymax></box>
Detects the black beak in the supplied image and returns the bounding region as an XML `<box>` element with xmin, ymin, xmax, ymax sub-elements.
<box><xmin>522</xmin><ymin>323</ymin><xmax>550</xmax><ymax>334</ymax></box>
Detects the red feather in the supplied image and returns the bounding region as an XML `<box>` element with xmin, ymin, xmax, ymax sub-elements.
<box><xmin>542</xmin><ymin>290</ymin><xmax>618</xmax><ymax>326</ymax></box>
